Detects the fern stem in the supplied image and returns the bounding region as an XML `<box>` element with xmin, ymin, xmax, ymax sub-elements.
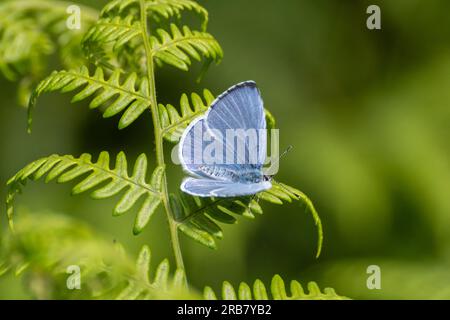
<box><xmin>139</xmin><ymin>0</ymin><xmax>185</xmax><ymax>272</ymax></box>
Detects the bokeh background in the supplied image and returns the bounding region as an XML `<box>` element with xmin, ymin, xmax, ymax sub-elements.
<box><xmin>1</xmin><ymin>0</ymin><xmax>450</xmax><ymax>299</ymax></box>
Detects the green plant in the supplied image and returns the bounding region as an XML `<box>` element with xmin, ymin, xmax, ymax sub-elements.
<box><xmin>2</xmin><ymin>0</ymin><xmax>340</xmax><ymax>299</ymax></box>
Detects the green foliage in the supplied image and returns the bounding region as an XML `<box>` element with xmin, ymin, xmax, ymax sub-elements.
<box><xmin>2</xmin><ymin>0</ymin><xmax>330</xmax><ymax>300</ymax></box>
<box><xmin>315</xmin><ymin>259</ymin><xmax>450</xmax><ymax>300</ymax></box>
<box><xmin>81</xmin><ymin>15</ymin><xmax>142</xmax><ymax>69</ymax></box>
<box><xmin>150</xmin><ymin>23</ymin><xmax>222</xmax><ymax>71</ymax></box>
<box><xmin>101</xmin><ymin>0</ymin><xmax>209</xmax><ymax>30</ymax></box>
<box><xmin>28</xmin><ymin>66</ymin><xmax>151</xmax><ymax>130</ymax></box>
<box><xmin>0</xmin><ymin>0</ymin><xmax>98</xmax><ymax>105</ymax></box>
<box><xmin>0</xmin><ymin>211</ymin><xmax>336</xmax><ymax>300</ymax></box>
<box><xmin>171</xmin><ymin>182</ymin><xmax>323</xmax><ymax>257</ymax></box>
<box><xmin>116</xmin><ymin>245</ymin><xmax>191</xmax><ymax>299</ymax></box>
<box><xmin>0</xmin><ymin>211</ymin><xmax>195</xmax><ymax>299</ymax></box>
<box><xmin>159</xmin><ymin>89</ymin><xmax>215</xmax><ymax>142</ymax></box>
<box><xmin>204</xmin><ymin>275</ymin><xmax>348</xmax><ymax>300</ymax></box>
<box><xmin>83</xmin><ymin>0</ymin><xmax>218</xmax><ymax>71</ymax></box>
<box><xmin>7</xmin><ymin>152</ymin><xmax>164</xmax><ymax>234</ymax></box>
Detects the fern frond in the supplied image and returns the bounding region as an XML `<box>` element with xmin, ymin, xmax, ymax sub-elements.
<box><xmin>261</xmin><ymin>182</ymin><xmax>324</xmax><ymax>258</ymax></box>
<box><xmin>6</xmin><ymin>152</ymin><xmax>164</xmax><ymax>235</ymax></box>
<box><xmin>82</xmin><ymin>15</ymin><xmax>142</xmax><ymax>65</ymax></box>
<box><xmin>204</xmin><ymin>274</ymin><xmax>349</xmax><ymax>300</ymax></box>
<box><xmin>0</xmin><ymin>211</ymin><xmax>196</xmax><ymax>299</ymax></box>
<box><xmin>117</xmin><ymin>245</ymin><xmax>192</xmax><ymax>299</ymax></box>
<box><xmin>159</xmin><ymin>89</ymin><xmax>215</xmax><ymax>142</ymax></box>
<box><xmin>101</xmin><ymin>0</ymin><xmax>208</xmax><ymax>30</ymax></box>
<box><xmin>150</xmin><ymin>24</ymin><xmax>223</xmax><ymax>71</ymax></box>
<box><xmin>0</xmin><ymin>0</ymin><xmax>97</xmax><ymax>79</ymax></box>
<box><xmin>28</xmin><ymin>66</ymin><xmax>151</xmax><ymax>130</ymax></box>
<box><xmin>172</xmin><ymin>181</ymin><xmax>323</xmax><ymax>256</ymax></box>
<box><xmin>171</xmin><ymin>193</ymin><xmax>262</xmax><ymax>249</ymax></box>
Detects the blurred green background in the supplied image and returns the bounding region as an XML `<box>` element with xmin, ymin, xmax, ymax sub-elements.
<box><xmin>1</xmin><ymin>0</ymin><xmax>450</xmax><ymax>299</ymax></box>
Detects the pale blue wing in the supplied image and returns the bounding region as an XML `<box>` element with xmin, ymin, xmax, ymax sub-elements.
<box><xmin>181</xmin><ymin>178</ymin><xmax>272</xmax><ymax>197</ymax></box>
<box><xmin>205</xmin><ymin>81</ymin><xmax>267</xmax><ymax>167</ymax></box>
<box><xmin>179</xmin><ymin>116</ymin><xmax>211</xmax><ymax>178</ymax></box>
<box><xmin>179</xmin><ymin>116</ymin><xmax>239</xmax><ymax>180</ymax></box>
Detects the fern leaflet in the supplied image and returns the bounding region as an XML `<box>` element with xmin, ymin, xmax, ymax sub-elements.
<box><xmin>82</xmin><ymin>15</ymin><xmax>142</xmax><ymax>67</ymax></box>
<box><xmin>159</xmin><ymin>89</ymin><xmax>214</xmax><ymax>142</ymax></box>
<box><xmin>171</xmin><ymin>181</ymin><xmax>323</xmax><ymax>256</ymax></box>
<box><xmin>117</xmin><ymin>245</ymin><xmax>191</xmax><ymax>299</ymax></box>
<box><xmin>101</xmin><ymin>0</ymin><xmax>208</xmax><ymax>30</ymax></box>
<box><xmin>0</xmin><ymin>211</ymin><xmax>196</xmax><ymax>299</ymax></box>
<box><xmin>170</xmin><ymin>193</ymin><xmax>262</xmax><ymax>249</ymax></box>
<box><xmin>151</xmin><ymin>24</ymin><xmax>223</xmax><ymax>71</ymax></box>
<box><xmin>28</xmin><ymin>66</ymin><xmax>151</xmax><ymax>130</ymax></box>
<box><xmin>7</xmin><ymin>152</ymin><xmax>164</xmax><ymax>234</ymax></box>
<box><xmin>204</xmin><ymin>274</ymin><xmax>348</xmax><ymax>300</ymax></box>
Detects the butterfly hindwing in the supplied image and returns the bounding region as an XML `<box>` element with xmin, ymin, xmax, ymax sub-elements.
<box><xmin>181</xmin><ymin>178</ymin><xmax>271</xmax><ymax>197</ymax></box>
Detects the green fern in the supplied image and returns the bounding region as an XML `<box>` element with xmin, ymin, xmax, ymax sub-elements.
<box><xmin>3</xmin><ymin>0</ymin><xmax>333</xmax><ymax>300</ymax></box>
<box><xmin>117</xmin><ymin>245</ymin><xmax>191</xmax><ymax>299</ymax></box>
<box><xmin>159</xmin><ymin>89</ymin><xmax>215</xmax><ymax>142</ymax></box>
<box><xmin>7</xmin><ymin>152</ymin><xmax>164</xmax><ymax>234</ymax></box>
<box><xmin>81</xmin><ymin>15</ymin><xmax>142</xmax><ymax>69</ymax></box>
<box><xmin>171</xmin><ymin>182</ymin><xmax>323</xmax><ymax>256</ymax></box>
<box><xmin>204</xmin><ymin>275</ymin><xmax>348</xmax><ymax>300</ymax></box>
<box><xmin>101</xmin><ymin>0</ymin><xmax>208</xmax><ymax>30</ymax></box>
<box><xmin>150</xmin><ymin>24</ymin><xmax>223</xmax><ymax>71</ymax></box>
<box><xmin>0</xmin><ymin>0</ymin><xmax>98</xmax><ymax>105</ymax></box>
<box><xmin>28</xmin><ymin>66</ymin><xmax>151</xmax><ymax>130</ymax></box>
<box><xmin>82</xmin><ymin>17</ymin><xmax>221</xmax><ymax>72</ymax></box>
<box><xmin>0</xmin><ymin>211</ymin><xmax>195</xmax><ymax>299</ymax></box>
<box><xmin>170</xmin><ymin>193</ymin><xmax>261</xmax><ymax>249</ymax></box>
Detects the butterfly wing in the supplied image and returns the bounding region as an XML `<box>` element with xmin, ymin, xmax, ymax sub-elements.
<box><xmin>181</xmin><ymin>178</ymin><xmax>271</xmax><ymax>197</ymax></box>
<box><xmin>179</xmin><ymin>116</ymin><xmax>211</xmax><ymax>178</ymax></box>
<box><xmin>178</xmin><ymin>81</ymin><xmax>270</xmax><ymax>197</ymax></box>
<box><xmin>179</xmin><ymin>115</ymin><xmax>247</xmax><ymax>181</ymax></box>
<box><xmin>205</xmin><ymin>81</ymin><xmax>267</xmax><ymax>167</ymax></box>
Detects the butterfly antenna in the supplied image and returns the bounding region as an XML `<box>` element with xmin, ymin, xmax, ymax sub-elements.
<box><xmin>280</xmin><ymin>145</ymin><xmax>294</xmax><ymax>159</ymax></box>
<box><xmin>265</xmin><ymin>145</ymin><xmax>293</xmax><ymax>177</ymax></box>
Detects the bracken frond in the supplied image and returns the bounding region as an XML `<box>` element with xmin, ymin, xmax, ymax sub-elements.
<box><xmin>82</xmin><ymin>15</ymin><xmax>142</xmax><ymax>68</ymax></box>
<box><xmin>116</xmin><ymin>245</ymin><xmax>192</xmax><ymax>299</ymax></box>
<box><xmin>150</xmin><ymin>24</ymin><xmax>223</xmax><ymax>71</ymax></box>
<box><xmin>159</xmin><ymin>89</ymin><xmax>215</xmax><ymax>142</ymax></box>
<box><xmin>6</xmin><ymin>152</ymin><xmax>164</xmax><ymax>235</ymax></box>
<box><xmin>0</xmin><ymin>211</ymin><xmax>196</xmax><ymax>299</ymax></box>
<box><xmin>204</xmin><ymin>275</ymin><xmax>349</xmax><ymax>300</ymax></box>
<box><xmin>0</xmin><ymin>0</ymin><xmax>98</xmax><ymax>105</ymax></box>
<box><xmin>101</xmin><ymin>0</ymin><xmax>208</xmax><ymax>30</ymax></box>
<box><xmin>261</xmin><ymin>181</ymin><xmax>323</xmax><ymax>257</ymax></box>
<box><xmin>170</xmin><ymin>193</ymin><xmax>263</xmax><ymax>250</ymax></box>
<box><xmin>28</xmin><ymin>65</ymin><xmax>151</xmax><ymax>131</ymax></box>
<box><xmin>172</xmin><ymin>181</ymin><xmax>323</xmax><ymax>256</ymax></box>
<box><xmin>0</xmin><ymin>0</ymin><xmax>97</xmax><ymax>80</ymax></box>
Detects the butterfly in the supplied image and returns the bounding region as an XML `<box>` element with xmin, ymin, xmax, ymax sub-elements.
<box><xmin>179</xmin><ymin>81</ymin><xmax>272</xmax><ymax>197</ymax></box>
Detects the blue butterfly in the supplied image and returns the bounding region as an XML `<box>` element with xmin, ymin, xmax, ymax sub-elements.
<box><xmin>179</xmin><ymin>81</ymin><xmax>272</xmax><ymax>197</ymax></box>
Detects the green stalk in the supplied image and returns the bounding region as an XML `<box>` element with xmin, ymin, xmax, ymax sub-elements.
<box><xmin>139</xmin><ymin>0</ymin><xmax>185</xmax><ymax>272</ymax></box>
